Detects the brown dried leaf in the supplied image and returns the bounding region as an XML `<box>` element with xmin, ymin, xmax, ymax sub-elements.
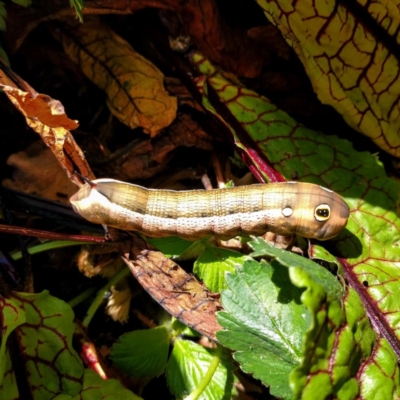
<box><xmin>5</xmin><ymin>0</ymin><xmax>266</xmax><ymax>78</ymax></box>
<box><xmin>103</xmin><ymin>113</ymin><xmax>213</xmax><ymax>181</ymax></box>
<box><xmin>0</xmin><ymin>59</ymin><xmax>94</xmax><ymax>186</ymax></box>
<box><xmin>119</xmin><ymin>233</ymin><xmax>222</xmax><ymax>341</ymax></box>
<box><xmin>106</xmin><ymin>285</ymin><xmax>132</xmax><ymax>323</ymax></box>
<box><xmin>164</xmin><ymin>77</ymin><xmax>204</xmax><ymax>111</ymax></box>
<box><xmin>59</xmin><ymin>20</ymin><xmax>177</xmax><ymax>136</ymax></box>
<box><xmin>2</xmin><ymin>142</ymin><xmax>77</xmax><ymax>203</ymax></box>
<box><xmin>76</xmin><ymin>245</ymin><xmax>122</xmax><ymax>278</ymax></box>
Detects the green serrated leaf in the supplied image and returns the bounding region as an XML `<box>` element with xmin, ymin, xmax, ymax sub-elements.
<box><xmin>217</xmin><ymin>258</ymin><xmax>307</xmax><ymax>398</ymax></box>
<box><xmin>194</xmin><ymin>243</ymin><xmax>247</xmax><ymax>292</ymax></box>
<box><xmin>110</xmin><ymin>326</ymin><xmax>170</xmax><ymax>379</ymax></box>
<box><xmin>249</xmin><ymin>237</ymin><xmax>344</xmax><ymax>302</ymax></box>
<box><xmin>166</xmin><ymin>339</ymin><xmax>234</xmax><ymax>400</ymax></box>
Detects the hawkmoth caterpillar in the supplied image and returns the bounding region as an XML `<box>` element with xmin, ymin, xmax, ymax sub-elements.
<box><xmin>70</xmin><ymin>179</ymin><xmax>349</xmax><ymax>241</ymax></box>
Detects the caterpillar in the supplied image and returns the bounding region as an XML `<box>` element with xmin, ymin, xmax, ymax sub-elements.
<box><xmin>70</xmin><ymin>179</ymin><xmax>349</xmax><ymax>241</ymax></box>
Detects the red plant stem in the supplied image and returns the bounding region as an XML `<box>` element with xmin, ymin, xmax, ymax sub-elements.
<box><xmin>0</xmin><ymin>224</ymin><xmax>107</xmax><ymax>243</ymax></box>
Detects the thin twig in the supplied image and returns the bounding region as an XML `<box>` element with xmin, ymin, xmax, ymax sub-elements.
<box><xmin>0</xmin><ymin>224</ymin><xmax>109</xmax><ymax>243</ymax></box>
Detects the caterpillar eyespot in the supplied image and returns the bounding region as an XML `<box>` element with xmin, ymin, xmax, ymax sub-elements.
<box><xmin>314</xmin><ymin>204</ymin><xmax>331</xmax><ymax>221</ymax></box>
<box><xmin>70</xmin><ymin>179</ymin><xmax>350</xmax><ymax>241</ymax></box>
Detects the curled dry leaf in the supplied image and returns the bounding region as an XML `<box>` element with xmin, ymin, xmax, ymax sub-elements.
<box><xmin>118</xmin><ymin>233</ymin><xmax>222</xmax><ymax>341</ymax></box>
<box><xmin>0</xmin><ymin>59</ymin><xmax>94</xmax><ymax>185</ymax></box>
<box><xmin>106</xmin><ymin>285</ymin><xmax>132</xmax><ymax>323</ymax></box>
<box><xmin>58</xmin><ymin>20</ymin><xmax>178</xmax><ymax>137</ymax></box>
<box><xmin>76</xmin><ymin>244</ymin><xmax>123</xmax><ymax>279</ymax></box>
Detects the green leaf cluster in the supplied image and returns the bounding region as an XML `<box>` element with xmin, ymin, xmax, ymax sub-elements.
<box><xmin>110</xmin><ymin>319</ymin><xmax>235</xmax><ymax>399</ymax></box>
<box><xmin>0</xmin><ymin>291</ymin><xmax>143</xmax><ymax>399</ymax></box>
<box><xmin>217</xmin><ymin>239</ymin><xmax>400</xmax><ymax>399</ymax></box>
